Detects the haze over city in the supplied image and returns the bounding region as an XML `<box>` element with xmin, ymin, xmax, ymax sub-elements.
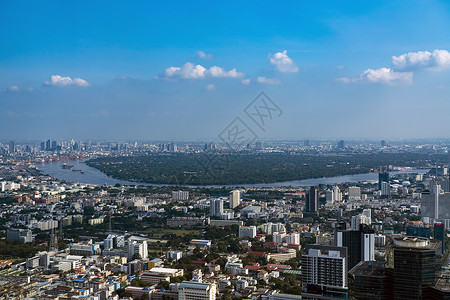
<box><xmin>2</xmin><ymin>1</ymin><xmax>450</xmax><ymax>140</ymax></box>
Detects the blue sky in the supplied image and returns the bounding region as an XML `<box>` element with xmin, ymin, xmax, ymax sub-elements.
<box><xmin>2</xmin><ymin>0</ymin><xmax>450</xmax><ymax>141</ymax></box>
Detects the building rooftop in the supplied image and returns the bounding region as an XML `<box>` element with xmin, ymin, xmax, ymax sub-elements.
<box><xmin>349</xmin><ymin>261</ymin><xmax>386</xmax><ymax>278</ymax></box>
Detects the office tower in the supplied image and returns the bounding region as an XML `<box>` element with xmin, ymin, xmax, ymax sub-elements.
<box><xmin>381</xmin><ymin>182</ymin><xmax>390</xmax><ymax>198</ymax></box>
<box><xmin>380</xmin><ymin>140</ymin><xmax>386</xmax><ymax>147</ymax></box>
<box><xmin>385</xmin><ymin>236</ymin><xmax>442</xmax><ymax>300</ymax></box>
<box><xmin>337</xmin><ymin>140</ymin><xmax>345</xmax><ymax>149</ymax></box>
<box><xmin>40</xmin><ymin>142</ymin><xmax>45</xmax><ymax>151</ymax></box>
<box><xmin>348</xmin><ymin>186</ymin><xmax>361</xmax><ymax>201</ymax></box>
<box><xmin>210</xmin><ymin>199</ymin><xmax>223</xmax><ymax>217</ymax></box>
<box><xmin>8</xmin><ymin>141</ymin><xmax>15</xmax><ymax>153</ymax></box>
<box><xmin>434</xmin><ymin>223</ymin><xmax>445</xmax><ymax>255</ymax></box>
<box><xmin>326</xmin><ymin>190</ymin><xmax>333</xmax><ymax>204</ymax></box>
<box><xmin>304</xmin><ymin>139</ymin><xmax>310</xmax><ymax>147</ymax></box>
<box><xmin>304</xmin><ymin>186</ymin><xmax>319</xmax><ymax>216</ymax></box>
<box><xmin>421</xmin><ymin>184</ymin><xmax>450</xmax><ymax>221</ymax></box>
<box><xmin>230</xmin><ymin>189</ymin><xmax>240</xmax><ymax>209</ymax></box>
<box><xmin>378</xmin><ymin>172</ymin><xmax>389</xmax><ymax>190</ymax></box>
<box><xmin>255</xmin><ymin>141</ymin><xmax>263</xmax><ymax>150</ymax></box>
<box><xmin>348</xmin><ymin>261</ymin><xmax>389</xmax><ymax>300</ymax></box>
<box><xmin>301</xmin><ymin>244</ymin><xmax>348</xmax><ymax>299</ymax></box>
<box><xmin>178</xmin><ymin>281</ymin><xmax>216</xmax><ymax>300</ymax></box>
<box><xmin>335</xmin><ymin>224</ymin><xmax>375</xmax><ymax>270</ymax></box>
<box><xmin>51</xmin><ymin>141</ymin><xmax>57</xmax><ymax>151</ymax></box>
<box><xmin>172</xmin><ymin>190</ymin><xmax>189</xmax><ymax>201</ymax></box>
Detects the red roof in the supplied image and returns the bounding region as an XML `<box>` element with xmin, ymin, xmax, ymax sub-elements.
<box><xmin>247</xmin><ymin>251</ymin><xmax>266</xmax><ymax>257</ymax></box>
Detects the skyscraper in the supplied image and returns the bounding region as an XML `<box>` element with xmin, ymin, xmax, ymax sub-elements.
<box><xmin>378</xmin><ymin>172</ymin><xmax>389</xmax><ymax>190</ymax></box>
<box><xmin>338</xmin><ymin>140</ymin><xmax>345</xmax><ymax>149</ymax></box>
<box><xmin>385</xmin><ymin>236</ymin><xmax>442</xmax><ymax>300</ymax></box>
<box><xmin>335</xmin><ymin>224</ymin><xmax>375</xmax><ymax>270</ymax></box>
<box><xmin>305</xmin><ymin>186</ymin><xmax>319</xmax><ymax>215</ymax></box>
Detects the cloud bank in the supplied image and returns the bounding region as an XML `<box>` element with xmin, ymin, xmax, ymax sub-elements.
<box><xmin>44</xmin><ymin>75</ymin><xmax>90</xmax><ymax>87</ymax></box>
<box><xmin>270</xmin><ymin>50</ymin><xmax>299</xmax><ymax>73</ymax></box>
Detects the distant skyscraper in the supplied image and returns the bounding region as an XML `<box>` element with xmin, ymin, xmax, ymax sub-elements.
<box><xmin>338</xmin><ymin>140</ymin><xmax>345</xmax><ymax>149</ymax></box>
<box><xmin>305</xmin><ymin>186</ymin><xmax>319</xmax><ymax>215</ymax></box>
<box><xmin>9</xmin><ymin>141</ymin><xmax>15</xmax><ymax>153</ymax></box>
<box><xmin>45</xmin><ymin>139</ymin><xmax>51</xmax><ymax>151</ymax></box>
<box><xmin>302</xmin><ymin>244</ymin><xmax>348</xmax><ymax>299</ymax></box>
<box><xmin>380</xmin><ymin>140</ymin><xmax>386</xmax><ymax>147</ymax></box>
<box><xmin>40</xmin><ymin>142</ymin><xmax>45</xmax><ymax>151</ymax></box>
<box><xmin>230</xmin><ymin>190</ymin><xmax>240</xmax><ymax>209</ymax></box>
<box><xmin>304</xmin><ymin>139</ymin><xmax>310</xmax><ymax>147</ymax></box>
<box><xmin>378</xmin><ymin>172</ymin><xmax>389</xmax><ymax>190</ymax></box>
<box><xmin>255</xmin><ymin>141</ymin><xmax>263</xmax><ymax>150</ymax></box>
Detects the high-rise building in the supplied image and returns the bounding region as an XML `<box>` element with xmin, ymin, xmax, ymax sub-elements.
<box><xmin>230</xmin><ymin>190</ymin><xmax>240</xmax><ymax>209</ymax></box>
<box><xmin>305</xmin><ymin>186</ymin><xmax>319</xmax><ymax>215</ymax></box>
<box><xmin>45</xmin><ymin>139</ymin><xmax>51</xmax><ymax>151</ymax></box>
<box><xmin>378</xmin><ymin>172</ymin><xmax>389</xmax><ymax>190</ymax></box>
<box><xmin>381</xmin><ymin>182</ymin><xmax>391</xmax><ymax>198</ymax></box>
<box><xmin>304</xmin><ymin>139</ymin><xmax>310</xmax><ymax>147</ymax></box>
<box><xmin>335</xmin><ymin>224</ymin><xmax>375</xmax><ymax>270</ymax></box>
<box><xmin>7</xmin><ymin>228</ymin><xmax>32</xmax><ymax>244</ymax></box>
<box><xmin>337</xmin><ymin>140</ymin><xmax>345</xmax><ymax>149</ymax></box>
<box><xmin>210</xmin><ymin>199</ymin><xmax>223</xmax><ymax>217</ymax></box>
<box><xmin>362</xmin><ymin>209</ymin><xmax>372</xmax><ymax>225</ymax></box>
<box><xmin>421</xmin><ymin>185</ymin><xmax>450</xmax><ymax>221</ymax></box>
<box><xmin>326</xmin><ymin>186</ymin><xmax>342</xmax><ymax>204</ymax></box>
<box><xmin>380</xmin><ymin>140</ymin><xmax>386</xmax><ymax>147</ymax></box>
<box><xmin>178</xmin><ymin>281</ymin><xmax>216</xmax><ymax>300</ymax></box>
<box><xmin>40</xmin><ymin>141</ymin><xmax>45</xmax><ymax>151</ymax></box>
<box><xmin>302</xmin><ymin>244</ymin><xmax>348</xmax><ymax>299</ymax></box>
<box><xmin>406</xmin><ymin>226</ymin><xmax>431</xmax><ymax>238</ymax></box>
<box><xmin>348</xmin><ymin>261</ymin><xmax>390</xmax><ymax>300</ymax></box>
<box><xmin>385</xmin><ymin>236</ymin><xmax>442</xmax><ymax>300</ymax></box>
<box><xmin>434</xmin><ymin>223</ymin><xmax>445</xmax><ymax>255</ymax></box>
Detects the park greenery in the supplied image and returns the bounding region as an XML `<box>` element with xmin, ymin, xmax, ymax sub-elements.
<box><xmin>86</xmin><ymin>152</ymin><xmax>442</xmax><ymax>185</ymax></box>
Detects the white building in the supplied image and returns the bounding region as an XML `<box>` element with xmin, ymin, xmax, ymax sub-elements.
<box><xmin>210</xmin><ymin>199</ymin><xmax>224</xmax><ymax>217</ymax></box>
<box><xmin>301</xmin><ymin>245</ymin><xmax>347</xmax><ymax>297</ymax></box>
<box><xmin>287</xmin><ymin>233</ymin><xmax>300</xmax><ymax>245</ymax></box>
<box><xmin>230</xmin><ymin>190</ymin><xmax>241</xmax><ymax>209</ymax></box>
<box><xmin>178</xmin><ymin>281</ymin><xmax>216</xmax><ymax>300</ymax></box>
<box><xmin>239</xmin><ymin>226</ymin><xmax>257</xmax><ymax>239</ymax></box>
<box><xmin>362</xmin><ymin>209</ymin><xmax>372</xmax><ymax>225</ymax></box>
<box><xmin>351</xmin><ymin>214</ymin><xmax>369</xmax><ymax>230</ymax></box>
<box><xmin>381</xmin><ymin>182</ymin><xmax>391</xmax><ymax>198</ymax></box>
<box><xmin>167</xmin><ymin>250</ymin><xmax>183</xmax><ymax>261</ymax></box>
<box><xmin>125</xmin><ymin>236</ymin><xmax>148</xmax><ymax>260</ymax></box>
<box><xmin>348</xmin><ymin>186</ymin><xmax>361</xmax><ymax>201</ymax></box>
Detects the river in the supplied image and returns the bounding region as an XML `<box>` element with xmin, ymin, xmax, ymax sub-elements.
<box><xmin>37</xmin><ymin>160</ymin><xmax>429</xmax><ymax>188</ymax></box>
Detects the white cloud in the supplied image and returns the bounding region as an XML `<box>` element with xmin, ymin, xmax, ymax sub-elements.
<box><xmin>163</xmin><ymin>62</ymin><xmax>244</xmax><ymax>79</ymax></box>
<box><xmin>269</xmin><ymin>50</ymin><xmax>299</xmax><ymax>73</ymax></box>
<box><xmin>7</xmin><ymin>85</ymin><xmax>19</xmax><ymax>92</ymax></box>
<box><xmin>206</xmin><ymin>84</ymin><xmax>215</xmax><ymax>91</ymax></box>
<box><xmin>207</xmin><ymin>66</ymin><xmax>244</xmax><ymax>78</ymax></box>
<box><xmin>197</xmin><ymin>51</ymin><xmax>213</xmax><ymax>59</ymax></box>
<box><xmin>337</xmin><ymin>68</ymin><xmax>413</xmax><ymax>85</ymax></box>
<box><xmin>392</xmin><ymin>49</ymin><xmax>450</xmax><ymax>71</ymax></box>
<box><xmin>44</xmin><ymin>75</ymin><xmax>90</xmax><ymax>87</ymax></box>
<box><xmin>164</xmin><ymin>63</ymin><xmax>206</xmax><ymax>79</ymax></box>
<box><xmin>241</xmin><ymin>79</ymin><xmax>250</xmax><ymax>85</ymax></box>
<box><xmin>257</xmin><ymin>76</ymin><xmax>281</xmax><ymax>85</ymax></box>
